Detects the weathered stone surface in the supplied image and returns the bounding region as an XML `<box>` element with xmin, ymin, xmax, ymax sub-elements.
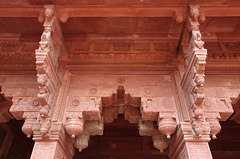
<box><xmin>0</xmin><ymin>1</ymin><xmax>240</xmax><ymax>159</ymax></box>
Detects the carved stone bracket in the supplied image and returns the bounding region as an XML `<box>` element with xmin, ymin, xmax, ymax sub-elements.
<box><xmin>203</xmin><ymin>96</ymin><xmax>234</xmax><ymax>139</ymax></box>
<box><xmin>34</xmin><ymin>5</ymin><xmax>65</xmax><ymax>138</ymax></box>
<box><xmin>180</xmin><ymin>4</ymin><xmax>208</xmax><ymax>137</ymax></box>
<box><xmin>63</xmin><ymin>97</ymin><xmax>102</xmax><ymax>151</ymax></box>
<box><xmin>63</xmin><ymin>85</ymin><xmax>178</xmax><ymax>152</ymax></box>
<box><xmin>10</xmin><ymin>97</ymin><xmax>39</xmax><ymax>137</ymax></box>
<box><xmin>138</xmin><ymin>120</ymin><xmax>169</xmax><ymax>152</ymax></box>
<box><xmin>139</xmin><ymin>97</ymin><xmax>178</xmax><ymax>152</ymax></box>
<box><xmin>74</xmin><ymin>119</ymin><xmax>104</xmax><ymax>152</ymax></box>
<box><xmin>141</xmin><ymin>98</ymin><xmax>178</xmax><ymax>139</ymax></box>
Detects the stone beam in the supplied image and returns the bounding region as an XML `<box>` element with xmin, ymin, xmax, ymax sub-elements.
<box><xmin>1</xmin><ymin>5</ymin><xmax>240</xmax><ymax>18</ymax></box>
<box><xmin>0</xmin><ymin>5</ymin><xmax>184</xmax><ymax>18</ymax></box>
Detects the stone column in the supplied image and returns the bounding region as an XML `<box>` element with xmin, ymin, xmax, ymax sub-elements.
<box><xmin>31</xmin><ymin>123</ymin><xmax>74</xmax><ymax>159</ymax></box>
<box><xmin>30</xmin><ymin>5</ymin><xmax>74</xmax><ymax>159</ymax></box>
<box><xmin>169</xmin><ymin>122</ymin><xmax>212</xmax><ymax>159</ymax></box>
<box><xmin>171</xmin><ymin>4</ymin><xmax>214</xmax><ymax>159</ymax></box>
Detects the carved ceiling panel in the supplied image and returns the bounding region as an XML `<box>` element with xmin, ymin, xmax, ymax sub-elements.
<box><xmin>0</xmin><ymin>17</ymin><xmax>42</xmax><ymax>34</ymax></box>
<box><xmin>0</xmin><ymin>0</ymin><xmax>187</xmax><ymax>5</ymax></box>
<box><xmin>61</xmin><ymin>17</ymin><xmax>179</xmax><ymax>34</ymax></box>
<box><xmin>201</xmin><ymin>17</ymin><xmax>240</xmax><ymax>33</ymax></box>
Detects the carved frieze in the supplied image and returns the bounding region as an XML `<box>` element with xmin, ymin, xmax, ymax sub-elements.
<box><xmin>208</xmin><ymin>52</ymin><xmax>240</xmax><ymax>60</ymax></box>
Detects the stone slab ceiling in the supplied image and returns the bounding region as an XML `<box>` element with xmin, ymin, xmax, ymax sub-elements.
<box><xmin>0</xmin><ymin>0</ymin><xmax>240</xmax><ymax>66</ymax></box>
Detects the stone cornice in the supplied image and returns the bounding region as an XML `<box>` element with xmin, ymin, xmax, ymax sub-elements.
<box><xmin>205</xmin><ymin>67</ymin><xmax>240</xmax><ymax>75</ymax></box>
<box><xmin>67</xmin><ymin>65</ymin><xmax>177</xmax><ymax>75</ymax></box>
<box><xmin>1</xmin><ymin>5</ymin><xmax>240</xmax><ymax>18</ymax></box>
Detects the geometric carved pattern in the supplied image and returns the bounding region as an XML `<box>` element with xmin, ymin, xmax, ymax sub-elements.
<box><xmin>67</xmin><ymin>40</ymin><xmax>176</xmax><ymax>64</ymax></box>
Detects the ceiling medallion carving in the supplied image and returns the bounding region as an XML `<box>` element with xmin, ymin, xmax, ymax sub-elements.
<box><xmin>144</xmin><ymin>88</ymin><xmax>151</xmax><ymax>95</ymax></box>
<box><xmin>32</xmin><ymin>100</ymin><xmax>40</xmax><ymax>106</ymax></box>
<box><xmin>90</xmin><ymin>88</ymin><xmax>97</xmax><ymax>94</ymax></box>
<box><xmin>72</xmin><ymin>100</ymin><xmax>80</xmax><ymax>107</ymax></box>
<box><xmin>117</xmin><ymin>77</ymin><xmax>125</xmax><ymax>83</ymax></box>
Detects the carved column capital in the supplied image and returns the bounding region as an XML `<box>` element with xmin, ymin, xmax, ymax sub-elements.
<box><xmin>31</xmin><ymin>123</ymin><xmax>74</xmax><ymax>159</ymax></box>
<box><xmin>169</xmin><ymin>122</ymin><xmax>212</xmax><ymax>159</ymax></box>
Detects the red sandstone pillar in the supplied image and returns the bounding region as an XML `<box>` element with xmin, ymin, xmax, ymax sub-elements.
<box><xmin>169</xmin><ymin>122</ymin><xmax>213</xmax><ymax>159</ymax></box>
<box><xmin>30</xmin><ymin>123</ymin><xmax>74</xmax><ymax>159</ymax></box>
